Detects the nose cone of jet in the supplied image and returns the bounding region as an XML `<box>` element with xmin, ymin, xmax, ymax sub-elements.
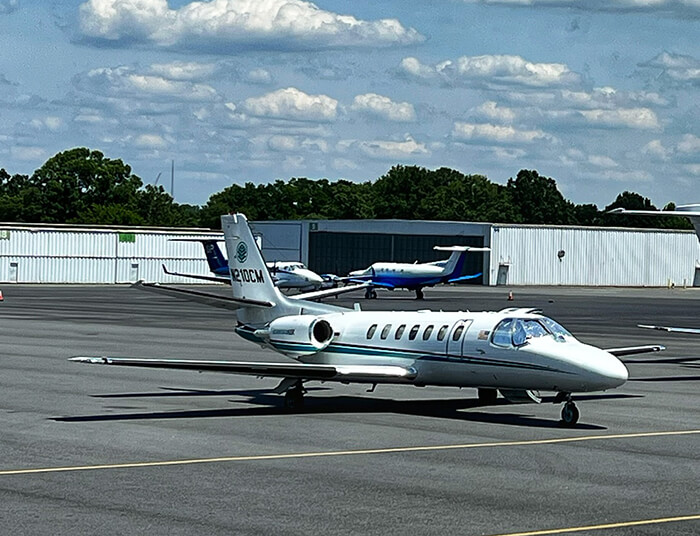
<box><xmin>588</xmin><ymin>349</ymin><xmax>628</xmax><ymax>389</ymax></box>
<box><xmin>600</xmin><ymin>354</ymin><xmax>629</xmax><ymax>387</ymax></box>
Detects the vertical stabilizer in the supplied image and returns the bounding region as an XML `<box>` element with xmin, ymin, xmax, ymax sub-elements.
<box><xmin>442</xmin><ymin>250</ymin><xmax>468</xmax><ymax>279</ymax></box>
<box><xmin>199</xmin><ymin>240</ymin><xmax>228</xmax><ymax>275</ymax></box>
<box><xmin>221</xmin><ymin>213</ymin><xmax>343</xmax><ymax>325</ymax></box>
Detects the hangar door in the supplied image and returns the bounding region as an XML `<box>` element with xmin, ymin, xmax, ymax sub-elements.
<box><xmin>308</xmin><ymin>232</ymin><xmax>485</xmax><ymax>284</ymax></box>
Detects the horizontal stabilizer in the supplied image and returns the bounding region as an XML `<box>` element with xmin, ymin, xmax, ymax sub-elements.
<box><xmin>604</xmin><ymin>345</ymin><xmax>665</xmax><ymax>357</ymax></box>
<box><xmin>132</xmin><ymin>280</ymin><xmax>273</xmax><ymax>310</ymax></box>
<box><xmin>168</xmin><ymin>238</ymin><xmax>223</xmax><ymax>243</ymax></box>
<box><xmin>162</xmin><ymin>264</ymin><xmax>231</xmax><ymax>285</ymax></box>
<box><xmin>290</xmin><ymin>283</ymin><xmax>371</xmax><ymax>301</ymax></box>
<box><xmin>448</xmin><ymin>272</ymin><xmax>483</xmax><ymax>283</ymax></box>
<box><xmin>347</xmin><ymin>278</ymin><xmax>395</xmax><ymax>289</ymax></box>
<box><xmin>638</xmin><ymin>324</ymin><xmax>700</xmax><ymax>335</ymax></box>
<box><xmin>69</xmin><ymin>356</ymin><xmax>416</xmax><ymax>383</ymax></box>
<box><xmin>433</xmin><ymin>246</ymin><xmax>491</xmax><ymax>252</ymax></box>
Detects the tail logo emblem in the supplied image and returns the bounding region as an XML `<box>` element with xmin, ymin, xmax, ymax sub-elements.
<box><xmin>235</xmin><ymin>242</ymin><xmax>248</xmax><ymax>263</ymax></box>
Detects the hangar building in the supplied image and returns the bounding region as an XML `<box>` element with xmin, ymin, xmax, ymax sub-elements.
<box><xmin>0</xmin><ymin>219</ymin><xmax>698</xmax><ymax>287</ymax></box>
<box><xmin>251</xmin><ymin>219</ymin><xmax>700</xmax><ymax>288</ymax></box>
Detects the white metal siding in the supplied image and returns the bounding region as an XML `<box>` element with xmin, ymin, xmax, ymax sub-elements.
<box><xmin>0</xmin><ymin>226</ymin><xmax>223</xmax><ymax>284</ymax></box>
<box><xmin>489</xmin><ymin>225</ymin><xmax>699</xmax><ymax>286</ymax></box>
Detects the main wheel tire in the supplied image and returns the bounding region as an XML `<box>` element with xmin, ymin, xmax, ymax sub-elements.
<box><xmin>560</xmin><ymin>402</ymin><xmax>579</xmax><ymax>426</ymax></box>
<box><xmin>284</xmin><ymin>389</ymin><xmax>304</xmax><ymax>411</ymax></box>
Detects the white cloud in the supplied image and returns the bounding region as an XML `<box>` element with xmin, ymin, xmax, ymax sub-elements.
<box><xmin>149</xmin><ymin>61</ymin><xmax>217</xmax><ymax>81</ymax></box>
<box><xmin>134</xmin><ymin>134</ymin><xmax>168</xmax><ymax>149</ymax></box>
<box><xmin>246</xmin><ymin>68</ymin><xmax>273</xmax><ymax>85</ymax></box>
<box><xmin>241</xmin><ymin>87</ymin><xmax>338</xmax><ymax>122</ymax></box>
<box><xmin>641</xmin><ymin>52</ymin><xmax>700</xmax><ymax>85</ymax></box>
<box><xmin>452</xmin><ymin>122</ymin><xmax>550</xmax><ymax>144</ymax></box>
<box><xmin>579</xmin><ymin>108</ymin><xmax>659</xmax><ymax>129</ymax></box>
<box><xmin>677</xmin><ymin>134</ymin><xmax>700</xmax><ymax>154</ymax></box>
<box><xmin>462</xmin><ymin>1</ymin><xmax>700</xmax><ymax>19</ymax></box>
<box><xmin>684</xmin><ymin>164</ymin><xmax>700</xmax><ymax>176</ymax></box>
<box><xmin>600</xmin><ymin>169</ymin><xmax>653</xmax><ymax>182</ymax></box>
<box><xmin>11</xmin><ymin>146</ymin><xmax>45</xmax><ymax>161</ymax></box>
<box><xmin>642</xmin><ymin>140</ymin><xmax>670</xmax><ymax>160</ymax></box>
<box><xmin>78</xmin><ymin>0</ymin><xmax>424</xmax><ymax>50</ymax></box>
<box><xmin>400</xmin><ymin>54</ymin><xmax>579</xmax><ymax>88</ymax></box>
<box><xmin>473</xmin><ymin>101</ymin><xmax>516</xmax><ymax>123</ymax></box>
<box><xmin>351</xmin><ymin>93</ymin><xmax>416</xmax><ymax>122</ymax></box>
<box><xmin>340</xmin><ymin>135</ymin><xmax>429</xmax><ymax>159</ymax></box>
<box><xmin>75</xmin><ymin>66</ymin><xmax>219</xmax><ymax>102</ymax></box>
<box><xmin>588</xmin><ymin>155</ymin><xmax>618</xmax><ymax>168</ymax></box>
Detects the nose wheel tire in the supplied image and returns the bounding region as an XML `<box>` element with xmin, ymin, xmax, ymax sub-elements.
<box><xmin>560</xmin><ymin>401</ymin><xmax>579</xmax><ymax>427</ymax></box>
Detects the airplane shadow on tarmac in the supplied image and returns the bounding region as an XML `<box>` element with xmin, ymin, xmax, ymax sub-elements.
<box><xmin>51</xmin><ymin>389</ymin><xmax>643</xmax><ymax>430</ymax></box>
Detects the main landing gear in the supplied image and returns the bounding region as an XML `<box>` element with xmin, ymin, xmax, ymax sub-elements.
<box><xmin>284</xmin><ymin>382</ymin><xmax>305</xmax><ymax>410</ymax></box>
<box><xmin>555</xmin><ymin>392</ymin><xmax>579</xmax><ymax>427</ymax></box>
<box><xmin>415</xmin><ymin>288</ymin><xmax>424</xmax><ymax>300</ymax></box>
<box><xmin>364</xmin><ymin>288</ymin><xmax>378</xmax><ymax>299</ymax></box>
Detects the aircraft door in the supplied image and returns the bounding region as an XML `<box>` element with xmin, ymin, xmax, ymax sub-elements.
<box><xmin>446</xmin><ymin>320</ymin><xmax>473</xmax><ymax>357</ymax></box>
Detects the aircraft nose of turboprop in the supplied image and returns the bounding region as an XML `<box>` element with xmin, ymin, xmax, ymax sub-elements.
<box><xmin>304</xmin><ymin>270</ymin><xmax>324</xmax><ymax>284</ymax></box>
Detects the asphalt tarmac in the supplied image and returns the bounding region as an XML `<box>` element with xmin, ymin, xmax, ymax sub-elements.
<box><xmin>1</xmin><ymin>284</ymin><xmax>698</xmax><ymax>535</ymax></box>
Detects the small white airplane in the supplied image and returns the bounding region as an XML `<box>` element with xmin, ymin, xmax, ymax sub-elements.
<box><xmin>608</xmin><ymin>203</ymin><xmax>700</xmax><ymax>242</ymax></box>
<box><xmin>164</xmin><ymin>239</ymin><xmax>333</xmax><ymax>292</ymax></box>
<box><xmin>610</xmin><ymin>203</ymin><xmax>700</xmax><ymax>335</ymax></box>
<box><xmin>638</xmin><ymin>324</ymin><xmax>700</xmax><ymax>335</ymax></box>
<box><xmin>348</xmin><ymin>245</ymin><xmax>490</xmax><ymax>299</ymax></box>
<box><xmin>71</xmin><ymin>214</ymin><xmax>664</xmax><ymax>426</ymax></box>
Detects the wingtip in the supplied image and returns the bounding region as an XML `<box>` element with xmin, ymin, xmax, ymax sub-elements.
<box><xmin>69</xmin><ymin>356</ymin><xmax>110</xmax><ymax>364</ymax></box>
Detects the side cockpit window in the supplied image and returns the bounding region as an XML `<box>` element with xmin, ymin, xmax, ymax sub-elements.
<box><xmin>367</xmin><ymin>324</ymin><xmax>377</xmax><ymax>339</ymax></box>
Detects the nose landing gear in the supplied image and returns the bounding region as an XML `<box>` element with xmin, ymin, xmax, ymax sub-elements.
<box><xmin>555</xmin><ymin>392</ymin><xmax>579</xmax><ymax>426</ymax></box>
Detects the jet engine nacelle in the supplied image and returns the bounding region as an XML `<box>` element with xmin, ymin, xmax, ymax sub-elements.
<box><xmin>499</xmin><ymin>389</ymin><xmax>542</xmax><ymax>404</ymax></box>
<box><xmin>262</xmin><ymin>315</ymin><xmax>335</xmax><ymax>357</ymax></box>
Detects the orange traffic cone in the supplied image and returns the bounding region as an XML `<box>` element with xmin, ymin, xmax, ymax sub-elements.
<box><xmin>507</xmin><ymin>290</ymin><xmax>513</xmax><ymax>301</ymax></box>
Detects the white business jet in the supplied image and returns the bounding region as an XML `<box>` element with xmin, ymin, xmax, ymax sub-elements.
<box><xmin>71</xmin><ymin>214</ymin><xmax>663</xmax><ymax>426</ymax></box>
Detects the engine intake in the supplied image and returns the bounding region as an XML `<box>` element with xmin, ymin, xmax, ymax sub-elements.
<box><xmin>265</xmin><ymin>315</ymin><xmax>334</xmax><ymax>357</ymax></box>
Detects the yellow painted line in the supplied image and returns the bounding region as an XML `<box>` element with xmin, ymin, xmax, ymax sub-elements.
<box><xmin>486</xmin><ymin>513</ymin><xmax>700</xmax><ymax>536</ymax></box>
<box><xmin>1</xmin><ymin>429</ymin><xmax>698</xmax><ymax>476</ymax></box>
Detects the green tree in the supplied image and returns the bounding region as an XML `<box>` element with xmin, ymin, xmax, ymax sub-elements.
<box><xmin>506</xmin><ymin>169</ymin><xmax>576</xmax><ymax>224</ymax></box>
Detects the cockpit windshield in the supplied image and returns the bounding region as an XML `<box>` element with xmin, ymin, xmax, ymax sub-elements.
<box><xmin>491</xmin><ymin>316</ymin><xmax>572</xmax><ymax>347</ymax></box>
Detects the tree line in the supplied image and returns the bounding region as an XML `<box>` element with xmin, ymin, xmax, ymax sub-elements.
<box><xmin>0</xmin><ymin>147</ymin><xmax>691</xmax><ymax>230</ymax></box>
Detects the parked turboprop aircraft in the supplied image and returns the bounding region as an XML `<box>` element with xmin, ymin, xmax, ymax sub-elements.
<box><xmin>71</xmin><ymin>214</ymin><xmax>664</xmax><ymax>426</ymax></box>
<box><xmin>165</xmin><ymin>239</ymin><xmax>328</xmax><ymax>291</ymax></box>
<box><xmin>348</xmin><ymin>245</ymin><xmax>490</xmax><ymax>299</ymax></box>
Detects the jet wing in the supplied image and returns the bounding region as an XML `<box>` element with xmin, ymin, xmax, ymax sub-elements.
<box><xmin>69</xmin><ymin>356</ymin><xmax>417</xmax><ymax>383</ymax></box>
<box><xmin>132</xmin><ymin>281</ymin><xmax>274</xmax><ymax>310</ymax></box>
<box><xmin>290</xmin><ymin>283</ymin><xmax>371</xmax><ymax>301</ymax></box>
<box><xmin>638</xmin><ymin>324</ymin><xmax>700</xmax><ymax>335</ymax></box>
<box><xmin>604</xmin><ymin>345</ymin><xmax>665</xmax><ymax>357</ymax></box>
<box><xmin>162</xmin><ymin>264</ymin><xmax>231</xmax><ymax>285</ymax></box>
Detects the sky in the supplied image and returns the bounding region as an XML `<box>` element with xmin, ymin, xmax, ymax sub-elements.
<box><xmin>0</xmin><ymin>0</ymin><xmax>698</xmax><ymax>208</ymax></box>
